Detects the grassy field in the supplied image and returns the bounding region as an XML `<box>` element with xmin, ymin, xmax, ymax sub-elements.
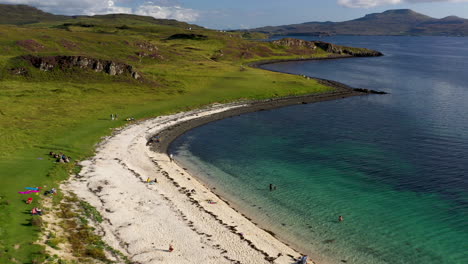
<box><xmin>0</xmin><ymin>13</ymin><xmax>368</xmax><ymax>263</ymax></box>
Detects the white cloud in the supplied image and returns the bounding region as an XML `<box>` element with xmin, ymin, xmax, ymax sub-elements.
<box><xmin>134</xmin><ymin>3</ymin><xmax>199</xmax><ymax>22</ymax></box>
<box><xmin>338</xmin><ymin>0</ymin><xmax>468</xmax><ymax>8</ymax></box>
<box><xmin>0</xmin><ymin>0</ymin><xmax>199</xmax><ymax>22</ymax></box>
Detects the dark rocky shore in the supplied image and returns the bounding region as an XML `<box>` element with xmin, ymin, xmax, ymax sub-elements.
<box><xmin>151</xmin><ymin>51</ymin><xmax>386</xmax><ymax>154</ymax></box>
<box><xmin>151</xmin><ymin>78</ymin><xmax>385</xmax><ymax>155</ymax></box>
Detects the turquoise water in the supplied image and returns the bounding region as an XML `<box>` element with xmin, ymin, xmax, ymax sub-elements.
<box><xmin>170</xmin><ymin>36</ymin><xmax>468</xmax><ymax>264</ymax></box>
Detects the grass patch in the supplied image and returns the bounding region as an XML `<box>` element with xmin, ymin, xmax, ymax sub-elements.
<box><xmin>48</xmin><ymin>194</ymin><xmax>128</xmax><ymax>263</ymax></box>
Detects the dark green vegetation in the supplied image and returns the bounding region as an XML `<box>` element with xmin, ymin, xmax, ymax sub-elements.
<box><xmin>0</xmin><ymin>4</ymin><xmax>67</xmax><ymax>25</ymax></box>
<box><xmin>251</xmin><ymin>9</ymin><xmax>468</xmax><ymax>36</ymax></box>
<box><xmin>0</xmin><ymin>4</ymin><xmax>380</xmax><ymax>263</ymax></box>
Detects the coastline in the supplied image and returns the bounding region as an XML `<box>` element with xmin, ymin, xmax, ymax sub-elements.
<box><xmin>63</xmin><ymin>58</ymin><xmax>381</xmax><ymax>263</ymax></box>
<box><xmin>64</xmin><ymin>103</ymin><xmax>306</xmax><ymax>264</ymax></box>
<box><xmin>151</xmin><ymin>78</ymin><xmax>366</xmax><ymax>155</ymax></box>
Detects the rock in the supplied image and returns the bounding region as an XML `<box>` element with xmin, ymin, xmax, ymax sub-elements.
<box><xmin>106</xmin><ymin>62</ymin><xmax>117</xmax><ymax>75</ymax></box>
<box><xmin>313</xmin><ymin>41</ymin><xmax>340</xmax><ymax>53</ymax></box>
<box><xmin>133</xmin><ymin>41</ymin><xmax>158</xmax><ymax>51</ymax></box>
<box><xmin>272</xmin><ymin>38</ymin><xmax>383</xmax><ymax>57</ymax></box>
<box><xmin>9</xmin><ymin>67</ymin><xmax>28</xmax><ymax>76</ymax></box>
<box><xmin>22</xmin><ymin>55</ymin><xmax>141</xmax><ymax>79</ymax></box>
<box><xmin>93</xmin><ymin>61</ymin><xmax>103</xmax><ymax>72</ymax></box>
<box><xmin>77</xmin><ymin>57</ymin><xmax>90</xmax><ymax>68</ymax></box>
<box><xmin>272</xmin><ymin>38</ymin><xmax>317</xmax><ymax>49</ymax></box>
<box><xmin>353</xmin><ymin>88</ymin><xmax>388</xmax><ymax>94</ymax></box>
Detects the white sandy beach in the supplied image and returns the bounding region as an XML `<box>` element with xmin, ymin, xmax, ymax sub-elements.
<box><xmin>63</xmin><ymin>103</ymin><xmax>309</xmax><ymax>264</ymax></box>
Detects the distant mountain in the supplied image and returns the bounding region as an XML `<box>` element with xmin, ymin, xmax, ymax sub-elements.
<box><xmin>251</xmin><ymin>9</ymin><xmax>468</xmax><ymax>36</ymax></box>
<box><xmin>0</xmin><ymin>4</ymin><xmax>67</xmax><ymax>25</ymax></box>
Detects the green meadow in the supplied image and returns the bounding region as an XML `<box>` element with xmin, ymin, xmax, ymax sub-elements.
<box><xmin>0</xmin><ymin>12</ymin><xmax>366</xmax><ymax>263</ymax></box>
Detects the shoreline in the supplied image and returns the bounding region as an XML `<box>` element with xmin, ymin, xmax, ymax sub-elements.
<box><xmin>64</xmin><ymin>104</ymin><xmax>308</xmax><ymax>264</ymax></box>
<box><xmin>145</xmin><ymin>60</ymin><xmax>382</xmax><ymax>263</ymax></box>
<box><xmin>63</xmin><ymin>57</ymin><xmax>383</xmax><ymax>264</ymax></box>
<box><xmin>151</xmin><ymin>55</ymin><xmax>386</xmax><ymax>155</ymax></box>
<box><xmin>247</xmin><ymin>54</ymin><xmax>359</xmax><ymax>69</ymax></box>
<box><xmin>151</xmin><ymin>79</ymin><xmax>367</xmax><ymax>155</ymax></box>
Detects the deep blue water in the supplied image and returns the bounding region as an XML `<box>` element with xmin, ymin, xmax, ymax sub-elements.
<box><xmin>170</xmin><ymin>36</ymin><xmax>468</xmax><ymax>264</ymax></box>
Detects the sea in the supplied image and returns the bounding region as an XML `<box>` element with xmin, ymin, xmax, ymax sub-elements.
<box><xmin>169</xmin><ymin>36</ymin><xmax>468</xmax><ymax>264</ymax></box>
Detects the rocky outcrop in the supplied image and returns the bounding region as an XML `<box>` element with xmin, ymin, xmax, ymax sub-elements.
<box><xmin>133</xmin><ymin>41</ymin><xmax>158</xmax><ymax>52</ymax></box>
<box><xmin>313</xmin><ymin>41</ymin><xmax>383</xmax><ymax>57</ymax></box>
<box><xmin>353</xmin><ymin>88</ymin><xmax>388</xmax><ymax>94</ymax></box>
<box><xmin>9</xmin><ymin>67</ymin><xmax>28</xmax><ymax>76</ymax></box>
<box><xmin>272</xmin><ymin>38</ymin><xmax>383</xmax><ymax>57</ymax></box>
<box><xmin>22</xmin><ymin>55</ymin><xmax>141</xmax><ymax>79</ymax></box>
<box><xmin>272</xmin><ymin>38</ymin><xmax>317</xmax><ymax>50</ymax></box>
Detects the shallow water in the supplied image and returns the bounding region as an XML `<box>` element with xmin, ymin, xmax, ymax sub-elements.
<box><xmin>170</xmin><ymin>36</ymin><xmax>468</xmax><ymax>264</ymax></box>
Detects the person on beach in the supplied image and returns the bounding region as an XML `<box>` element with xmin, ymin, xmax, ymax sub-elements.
<box><xmin>169</xmin><ymin>154</ymin><xmax>173</xmax><ymax>162</ymax></box>
<box><xmin>31</xmin><ymin>207</ymin><xmax>42</xmax><ymax>215</ymax></box>
<box><xmin>146</xmin><ymin>177</ymin><xmax>151</xmax><ymax>183</ymax></box>
<box><xmin>168</xmin><ymin>244</ymin><xmax>174</xmax><ymax>252</ymax></box>
<box><xmin>339</xmin><ymin>215</ymin><xmax>344</xmax><ymax>222</ymax></box>
<box><xmin>149</xmin><ymin>178</ymin><xmax>157</xmax><ymax>185</ymax></box>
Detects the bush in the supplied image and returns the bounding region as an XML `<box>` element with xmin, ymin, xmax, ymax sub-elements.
<box><xmin>85</xmin><ymin>247</ymin><xmax>106</xmax><ymax>261</ymax></box>
<box><xmin>31</xmin><ymin>217</ymin><xmax>43</xmax><ymax>227</ymax></box>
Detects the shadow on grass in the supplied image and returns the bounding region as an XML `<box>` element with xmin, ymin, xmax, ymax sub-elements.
<box><xmin>34</xmin><ymin>144</ymin><xmax>76</xmax><ymax>153</ymax></box>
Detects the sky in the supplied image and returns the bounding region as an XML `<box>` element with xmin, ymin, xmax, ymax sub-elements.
<box><xmin>1</xmin><ymin>0</ymin><xmax>468</xmax><ymax>29</ymax></box>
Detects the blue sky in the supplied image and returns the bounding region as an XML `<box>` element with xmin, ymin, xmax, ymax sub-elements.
<box><xmin>1</xmin><ymin>0</ymin><xmax>468</xmax><ymax>29</ymax></box>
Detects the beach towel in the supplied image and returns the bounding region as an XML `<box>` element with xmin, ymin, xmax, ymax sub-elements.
<box><xmin>18</xmin><ymin>190</ymin><xmax>40</xmax><ymax>194</ymax></box>
<box><xmin>25</xmin><ymin>187</ymin><xmax>40</xmax><ymax>190</ymax></box>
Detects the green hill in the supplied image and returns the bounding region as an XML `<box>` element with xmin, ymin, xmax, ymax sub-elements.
<box><xmin>0</xmin><ymin>4</ymin><xmax>67</xmax><ymax>25</ymax></box>
<box><xmin>251</xmin><ymin>9</ymin><xmax>468</xmax><ymax>36</ymax></box>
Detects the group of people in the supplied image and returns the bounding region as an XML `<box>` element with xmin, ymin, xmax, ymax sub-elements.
<box><xmin>49</xmin><ymin>151</ymin><xmax>71</xmax><ymax>163</ymax></box>
<box><xmin>147</xmin><ymin>136</ymin><xmax>161</xmax><ymax>145</ymax></box>
<box><xmin>22</xmin><ymin>186</ymin><xmax>58</xmax><ymax>219</ymax></box>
